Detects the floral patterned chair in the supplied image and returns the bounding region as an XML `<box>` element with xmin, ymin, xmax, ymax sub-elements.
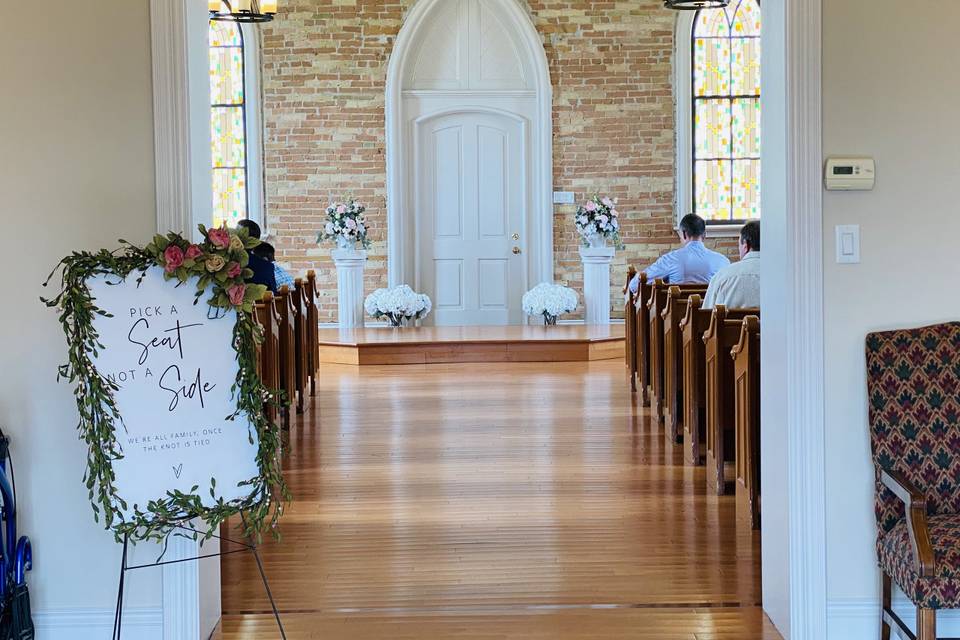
<box><xmin>867</xmin><ymin>322</ymin><xmax>960</xmax><ymax>640</ymax></box>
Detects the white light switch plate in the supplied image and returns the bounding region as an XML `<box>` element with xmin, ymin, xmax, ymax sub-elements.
<box><xmin>835</xmin><ymin>225</ymin><xmax>860</xmax><ymax>264</ymax></box>
<box><xmin>553</xmin><ymin>191</ymin><xmax>575</xmax><ymax>205</ymax></box>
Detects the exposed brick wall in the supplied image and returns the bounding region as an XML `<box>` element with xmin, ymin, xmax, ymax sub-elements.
<box><xmin>261</xmin><ymin>0</ymin><xmax>739</xmax><ymax>322</ymax></box>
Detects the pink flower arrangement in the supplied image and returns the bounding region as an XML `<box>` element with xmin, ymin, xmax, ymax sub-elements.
<box><xmin>227</xmin><ymin>262</ymin><xmax>242</xmax><ymax>279</ymax></box>
<box><xmin>163</xmin><ymin>245</ymin><xmax>185</xmax><ymax>273</ymax></box>
<box><xmin>575</xmin><ymin>194</ymin><xmax>623</xmax><ymax>249</ymax></box>
<box><xmin>185</xmin><ymin>244</ymin><xmax>203</xmax><ymax>260</ymax></box>
<box><xmin>227</xmin><ymin>284</ymin><xmax>246</xmax><ymax>306</ymax></box>
<box><xmin>208</xmin><ymin>227</ymin><xmax>231</xmax><ymax>249</ymax></box>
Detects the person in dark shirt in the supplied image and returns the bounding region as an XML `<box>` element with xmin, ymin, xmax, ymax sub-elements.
<box><xmin>236</xmin><ymin>220</ymin><xmax>277</xmax><ymax>293</ymax></box>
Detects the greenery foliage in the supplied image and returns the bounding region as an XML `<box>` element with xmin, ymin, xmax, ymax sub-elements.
<box><xmin>41</xmin><ymin>226</ymin><xmax>288</xmax><ymax>543</ymax></box>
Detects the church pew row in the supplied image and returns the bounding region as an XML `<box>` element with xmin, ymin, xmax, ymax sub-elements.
<box><xmin>624</xmin><ymin>266</ymin><xmax>638</xmax><ymax>392</ymax></box>
<box><xmin>704</xmin><ymin>305</ymin><xmax>761</xmax><ymax>496</ymax></box>
<box><xmin>647</xmin><ymin>280</ymin><xmax>708</xmax><ymax>424</ymax></box>
<box><xmin>634</xmin><ymin>273</ymin><xmax>654</xmax><ymax>407</ymax></box>
<box><xmin>733</xmin><ymin>316</ymin><xmax>761</xmax><ymax>529</ymax></box>
<box><xmin>661</xmin><ymin>285</ymin><xmax>708</xmax><ymax>444</ymax></box>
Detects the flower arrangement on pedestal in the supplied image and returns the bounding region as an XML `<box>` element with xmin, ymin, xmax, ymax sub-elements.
<box><xmin>575</xmin><ymin>194</ymin><xmax>623</xmax><ymax>249</ymax></box>
<box><xmin>364</xmin><ymin>285</ymin><xmax>432</xmax><ymax>327</ymax></box>
<box><xmin>522</xmin><ymin>283</ymin><xmax>579</xmax><ymax>325</ymax></box>
<box><xmin>317</xmin><ymin>199</ymin><xmax>371</xmax><ymax>250</ymax></box>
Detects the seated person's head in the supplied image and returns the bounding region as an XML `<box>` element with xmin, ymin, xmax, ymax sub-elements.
<box><xmin>251</xmin><ymin>241</ymin><xmax>276</xmax><ymax>263</ymax></box>
<box><xmin>678</xmin><ymin>213</ymin><xmax>706</xmax><ymax>243</ymax></box>
<box><xmin>739</xmin><ymin>220</ymin><xmax>760</xmax><ymax>258</ymax></box>
<box><xmin>237</xmin><ymin>219</ymin><xmax>262</xmax><ymax>240</ymax></box>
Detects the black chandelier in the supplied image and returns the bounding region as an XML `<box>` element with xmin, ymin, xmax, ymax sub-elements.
<box><xmin>209</xmin><ymin>0</ymin><xmax>277</xmax><ymax>23</ymax></box>
<box><xmin>664</xmin><ymin>0</ymin><xmax>729</xmax><ymax>10</ymax></box>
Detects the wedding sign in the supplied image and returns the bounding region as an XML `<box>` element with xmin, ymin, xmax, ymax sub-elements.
<box><xmin>44</xmin><ymin>227</ymin><xmax>287</xmax><ymax>542</ymax></box>
<box><xmin>88</xmin><ymin>267</ymin><xmax>259</xmax><ymax>516</ymax></box>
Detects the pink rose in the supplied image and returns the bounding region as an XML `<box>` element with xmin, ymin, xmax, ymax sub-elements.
<box><xmin>336</xmin><ymin>204</ymin><xmax>347</xmax><ymax>214</ymax></box>
<box><xmin>602</xmin><ymin>197</ymin><xmax>614</xmax><ymax>208</ymax></box>
<box><xmin>345</xmin><ymin>217</ymin><xmax>357</xmax><ymax>229</ymax></box>
<box><xmin>227</xmin><ymin>262</ymin><xmax>242</xmax><ymax>279</ymax></box>
<box><xmin>185</xmin><ymin>244</ymin><xmax>203</xmax><ymax>260</ymax></box>
<box><xmin>584</xmin><ymin>201</ymin><xmax>597</xmax><ymax>212</ymax></box>
<box><xmin>227</xmin><ymin>283</ymin><xmax>246</xmax><ymax>306</ymax></box>
<box><xmin>163</xmin><ymin>245</ymin><xmax>185</xmax><ymax>273</ymax></box>
<box><xmin>208</xmin><ymin>227</ymin><xmax>230</xmax><ymax>248</ymax></box>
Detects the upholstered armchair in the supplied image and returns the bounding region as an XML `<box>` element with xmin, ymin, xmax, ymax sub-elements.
<box><xmin>866</xmin><ymin>322</ymin><xmax>960</xmax><ymax>640</ymax></box>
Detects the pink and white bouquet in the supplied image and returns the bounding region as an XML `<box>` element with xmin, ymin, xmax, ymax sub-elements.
<box><xmin>575</xmin><ymin>194</ymin><xmax>623</xmax><ymax>249</ymax></box>
<box><xmin>318</xmin><ymin>199</ymin><xmax>371</xmax><ymax>249</ymax></box>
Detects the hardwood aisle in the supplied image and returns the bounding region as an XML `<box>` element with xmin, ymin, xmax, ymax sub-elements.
<box><xmin>215</xmin><ymin>360</ymin><xmax>782</xmax><ymax>639</ymax></box>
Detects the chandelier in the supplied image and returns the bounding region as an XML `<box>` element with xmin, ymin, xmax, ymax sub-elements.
<box><xmin>209</xmin><ymin>0</ymin><xmax>278</xmax><ymax>23</ymax></box>
<box><xmin>663</xmin><ymin>0</ymin><xmax>729</xmax><ymax>9</ymax></box>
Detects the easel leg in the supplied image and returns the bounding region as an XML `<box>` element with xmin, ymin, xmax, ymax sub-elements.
<box><xmin>112</xmin><ymin>533</ymin><xmax>129</xmax><ymax>640</ymax></box>
<box><xmin>250</xmin><ymin>542</ymin><xmax>287</xmax><ymax>639</ymax></box>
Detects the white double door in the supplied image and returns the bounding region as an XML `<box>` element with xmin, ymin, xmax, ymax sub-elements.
<box><xmin>416</xmin><ymin>111</ymin><xmax>527</xmax><ymax>326</ymax></box>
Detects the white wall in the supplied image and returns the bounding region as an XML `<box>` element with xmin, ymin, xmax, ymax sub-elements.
<box><xmin>823</xmin><ymin>1</ymin><xmax>960</xmax><ymax>636</ymax></box>
<box><xmin>0</xmin><ymin>1</ymin><xmax>163</xmax><ymax>637</ymax></box>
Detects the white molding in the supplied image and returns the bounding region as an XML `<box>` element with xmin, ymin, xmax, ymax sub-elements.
<box><xmin>385</xmin><ymin>0</ymin><xmax>554</xmax><ymax>291</ymax></box>
<box><xmin>34</xmin><ymin>607</ymin><xmax>162</xmax><ymax>640</ymax></box>
<box><xmin>403</xmin><ymin>89</ymin><xmax>537</xmax><ymax>98</ymax></box>
<box><xmin>150</xmin><ymin>0</ymin><xmax>193</xmax><ymax>236</ymax></box>
<box><xmin>828</xmin><ymin>597</ymin><xmax>960</xmax><ymax>639</ymax></box>
<box><xmin>785</xmin><ymin>0</ymin><xmax>827</xmax><ymax>637</ymax></box>
<box><xmin>673</xmin><ymin>11</ymin><xmax>693</xmax><ymax>224</ymax></box>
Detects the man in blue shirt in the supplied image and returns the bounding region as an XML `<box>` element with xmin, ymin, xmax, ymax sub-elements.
<box><xmin>629</xmin><ymin>213</ymin><xmax>730</xmax><ymax>294</ymax></box>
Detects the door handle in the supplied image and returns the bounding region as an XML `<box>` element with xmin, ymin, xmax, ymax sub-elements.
<box><xmin>512</xmin><ymin>247</ymin><xmax>522</xmax><ymax>255</ymax></box>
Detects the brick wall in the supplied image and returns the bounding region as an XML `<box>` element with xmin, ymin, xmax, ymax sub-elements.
<box><xmin>261</xmin><ymin>0</ymin><xmax>738</xmax><ymax>322</ymax></box>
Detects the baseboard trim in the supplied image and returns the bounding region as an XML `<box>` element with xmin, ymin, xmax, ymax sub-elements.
<box><xmin>828</xmin><ymin>597</ymin><xmax>960</xmax><ymax>639</ymax></box>
<box><xmin>34</xmin><ymin>607</ymin><xmax>163</xmax><ymax>639</ymax></box>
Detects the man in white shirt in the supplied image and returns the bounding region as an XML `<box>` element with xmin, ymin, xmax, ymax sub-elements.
<box><xmin>629</xmin><ymin>214</ymin><xmax>730</xmax><ymax>294</ymax></box>
<box><xmin>703</xmin><ymin>220</ymin><xmax>760</xmax><ymax>309</ymax></box>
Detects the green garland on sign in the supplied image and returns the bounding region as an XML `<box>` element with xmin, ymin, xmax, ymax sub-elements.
<box><xmin>42</xmin><ymin>226</ymin><xmax>289</xmax><ymax>544</ymax></box>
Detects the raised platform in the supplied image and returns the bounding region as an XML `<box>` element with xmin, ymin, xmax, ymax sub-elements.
<box><xmin>318</xmin><ymin>325</ymin><xmax>625</xmax><ymax>366</ymax></box>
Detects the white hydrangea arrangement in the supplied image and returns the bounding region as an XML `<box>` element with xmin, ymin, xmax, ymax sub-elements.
<box><xmin>364</xmin><ymin>285</ymin><xmax>432</xmax><ymax>327</ymax></box>
<box><xmin>575</xmin><ymin>194</ymin><xmax>623</xmax><ymax>249</ymax></box>
<box><xmin>522</xmin><ymin>283</ymin><xmax>579</xmax><ymax>325</ymax></box>
<box><xmin>317</xmin><ymin>199</ymin><xmax>371</xmax><ymax>249</ymax></box>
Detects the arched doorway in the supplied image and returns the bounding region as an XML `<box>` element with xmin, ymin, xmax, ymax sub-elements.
<box><xmin>385</xmin><ymin>0</ymin><xmax>553</xmax><ymax>325</ymax></box>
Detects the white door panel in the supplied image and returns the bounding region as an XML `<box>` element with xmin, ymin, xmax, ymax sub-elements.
<box><xmin>417</xmin><ymin>111</ymin><xmax>526</xmax><ymax>325</ymax></box>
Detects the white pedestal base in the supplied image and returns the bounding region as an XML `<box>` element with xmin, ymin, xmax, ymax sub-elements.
<box><xmin>579</xmin><ymin>246</ymin><xmax>616</xmax><ymax>326</ymax></box>
<box><xmin>332</xmin><ymin>248</ymin><xmax>367</xmax><ymax>329</ymax></box>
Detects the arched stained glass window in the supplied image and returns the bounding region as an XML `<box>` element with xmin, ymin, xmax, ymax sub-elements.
<box><xmin>209</xmin><ymin>16</ymin><xmax>248</xmax><ymax>228</ymax></box>
<box><xmin>692</xmin><ymin>0</ymin><xmax>761</xmax><ymax>222</ymax></box>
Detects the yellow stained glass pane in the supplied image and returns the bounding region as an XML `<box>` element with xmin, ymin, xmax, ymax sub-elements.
<box><xmin>212</xmin><ymin>168</ymin><xmax>247</xmax><ymax>229</ymax></box>
<box><xmin>732</xmin><ymin>98</ymin><xmax>761</xmax><ymax>157</ymax></box>
<box><xmin>732</xmin><ymin>37</ymin><xmax>761</xmax><ymax>96</ymax></box>
<box><xmin>733</xmin><ymin>159</ymin><xmax>761</xmax><ymax>219</ymax></box>
<box><xmin>694</xmin><ymin>38</ymin><xmax>730</xmax><ymax>97</ymax></box>
<box><xmin>209</xmin><ymin>19</ymin><xmax>241</xmax><ymax>48</ymax></box>
<box><xmin>732</xmin><ymin>0</ymin><xmax>762</xmax><ymax>37</ymax></box>
<box><xmin>210</xmin><ymin>46</ymin><xmax>244</xmax><ymax>105</ymax></box>
<box><xmin>211</xmin><ymin>107</ymin><xmax>245</xmax><ymax>168</ymax></box>
<box><xmin>694</xmin><ymin>8</ymin><xmax>730</xmax><ymax>38</ymax></box>
<box><xmin>695</xmin><ymin>100</ymin><xmax>731</xmax><ymax>159</ymax></box>
<box><xmin>695</xmin><ymin>160</ymin><xmax>731</xmax><ymax>221</ymax></box>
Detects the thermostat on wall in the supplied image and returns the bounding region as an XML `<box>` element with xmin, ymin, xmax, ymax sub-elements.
<box><xmin>825</xmin><ymin>157</ymin><xmax>875</xmax><ymax>191</ymax></box>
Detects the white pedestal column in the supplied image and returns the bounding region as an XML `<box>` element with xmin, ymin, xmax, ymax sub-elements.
<box><xmin>332</xmin><ymin>248</ymin><xmax>367</xmax><ymax>329</ymax></box>
<box><xmin>579</xmin><ymin>246</ymin><xmax>616</xmax><ymax>326</ymax></box>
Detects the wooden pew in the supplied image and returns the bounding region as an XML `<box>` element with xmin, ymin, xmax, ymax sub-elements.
<box><xmin>292</xmin><ymin>278</ymin><xmax>309</xmax><ymax>415</ymax></box>
<box><xmin>254</xmin><ymin>292</ymin><xmax>281</xmax><ymax>425</ymax></box>
<box><xmin>661</xmin><ymin>284</ymin><xmax>708</xmax><ymax>444</ymax></box>
<box><xmin>646</xmin><ymin>279</ymin><xmax>669</xmax><ymax>421</ymax></box>
<box><xmin>624</xmin><ymin>266</ymin><xmax>638</xmax><ymax>392</ymax></box>
<box><xmin>305</xmin><ymin>270</ymin><xmax>320</xmax><ymax>397</ymax></box>
<box><xmin>634</xmin><ymin>272</ymin><xmax>653</xmax><ymax>406</ymax></box>
<box><xmin>275</xmin><ymin>286</ymin><xmax>297</xmax><ymax>431</ymax></box>
<box><xmin>704</xmin><ymin>305</ymin><xmax>760</xmax><ymax>494</ymax></box>
<box><xmin>733</xmin><ymin>316</ymin><xmax>761</xmax><ymax>529</ymax></box>
<box><xmin>681</xmin><ymin>300</ymin><xmax>759</xmax><ymax>466</ymax></box>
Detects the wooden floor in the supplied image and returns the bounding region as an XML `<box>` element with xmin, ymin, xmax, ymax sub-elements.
<box><xmin>216</xmin><ymin>360</ymin><xmax>782</xmax><ymax>639</ymax></box>
<box><xmin>317</xmin><ymin>325</ymin><xmax>625</xmax><ymax>365</ymax></box>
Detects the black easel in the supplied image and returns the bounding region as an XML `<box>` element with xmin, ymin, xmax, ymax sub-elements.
<box><xmin>112</xmin><ymin>524</ymin><xmax>286</xmax><ymax>639</ymax></box>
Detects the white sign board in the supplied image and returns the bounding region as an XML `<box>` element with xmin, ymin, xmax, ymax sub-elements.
<box><xmin>88</xmin><ymin>267</ymin><xmax>260</xmax><ymax>517</ymax></box>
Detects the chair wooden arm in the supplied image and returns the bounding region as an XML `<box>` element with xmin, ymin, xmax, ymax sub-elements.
<box><xmin>880</xmin><ymin>468</ymin><xmax>935</xmax><ymax>578</ymax></box>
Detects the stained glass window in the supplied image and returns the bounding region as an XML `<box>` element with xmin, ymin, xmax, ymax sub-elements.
<box><xmin>693</xmin><ymin>0</ymin><xmax>761</xmax><ymax>222</ymax></box>
<box><xmin>209</xmin><ymin>14</ymin><xmax>248</xmax><ymax>228</ymax></box>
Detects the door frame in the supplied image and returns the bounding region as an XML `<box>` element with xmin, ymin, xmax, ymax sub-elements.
<box><xmin>384</xmin><ymin>0</ymin><xmax>554</xmax><ymax>293</ymax></box>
